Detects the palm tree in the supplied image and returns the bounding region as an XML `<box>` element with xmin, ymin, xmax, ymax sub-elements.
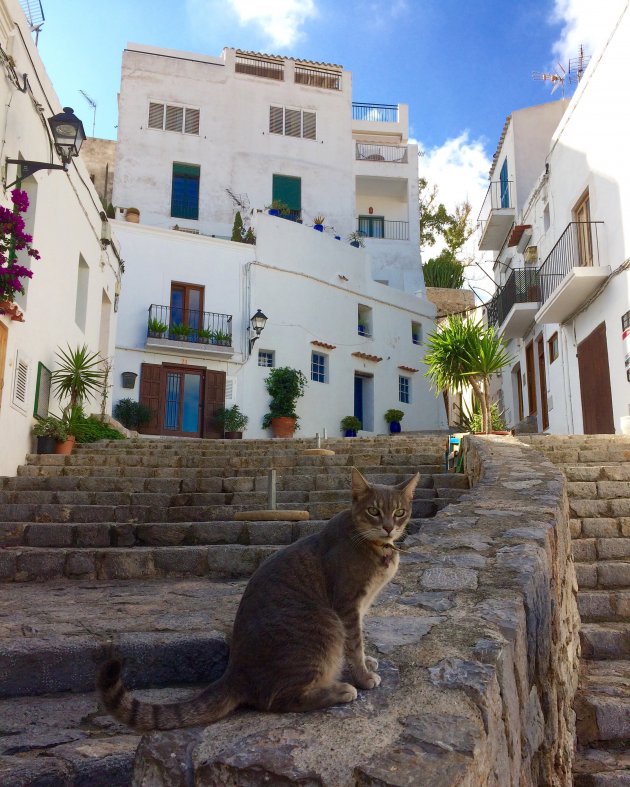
<box><xmin>424</xmin><ymin>316</ymin><xmax>513</xmax><ymax>434</ymax></box>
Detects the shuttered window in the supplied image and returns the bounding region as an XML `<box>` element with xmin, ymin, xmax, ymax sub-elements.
<box><xmin>171</xmin><ymin>163</ymin><xmax>200</xmax><ymax>220</ymax></box>
<box><xmin>12</xmin><ymin>351</ymin><xmax>29</xmax><ymax>413</ymax></box>
<box><xmin>147</xmin><ymin>102</ymin><xmax>199</xmax><ymax>135</ymax></box>
<box><xmin>268</xmin><ymin>106</ymin><xmax>316</xmax><ymax>140</ymax></box>
<box><xmin>272</xmin><ymin>175</ymin><xmax>301</xmax><ymax>212</ymax></box>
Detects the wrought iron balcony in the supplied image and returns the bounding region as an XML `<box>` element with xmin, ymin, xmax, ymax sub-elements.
<box><xmin>352</xmin><ymin>103</ymin><xmax>399</xmax><ymax>123</ymax></box>
<box><xmin>357</xmin><ymin>219</ymin><xmax>409</xmax><ymax>241</ymax></box>
<box><xmin>487</xmin><ymin>268</ymin><xmax>540</xmax><ymax>338</ymax></box>
<box><xmin>477</xmin><ymin>180</ymin><xmax>515</xmax><ymax>251</ymax></box>
<box><xmin>147</xmin><ymin>304</ymin><xmax>232</xmax><ymax>347</ymax></box>
<box><xmin>535</xmin><ymin>221</ymin><xmax>608</xmax><ymax>324</ymax></box>
<box><xmin>355</xmin><ymin>143</ymin><xmax>408</xmax><ymax>163</ymax></box>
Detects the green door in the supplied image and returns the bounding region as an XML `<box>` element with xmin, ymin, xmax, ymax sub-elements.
<box><xmin>272</xmin><ymin>175</ymin><xmax>301</xmax><ymax>220</ymax></box>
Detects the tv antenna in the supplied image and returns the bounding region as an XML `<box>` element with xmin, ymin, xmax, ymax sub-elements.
<box><xmin>533</xmin><ymin>45</ymin><xmax>590</xmax><ymax>95</ymax></box>
<box><xmin>79</xmin><ymin>89</ymin><xmax>97</xmax><ymax>136</ymax></box>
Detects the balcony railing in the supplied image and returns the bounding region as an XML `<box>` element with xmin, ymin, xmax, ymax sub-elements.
<box><xmin>357</xmin><ymin>219</ymin><xmax>409</xmax><ymax>241</ymax></box>
<box><xmin>352</xmin><ymin>103</ymin><xmax>399</xmax><ymax>123</ymax></box>
<box><xmin>355</xmin><ymin>143</ymin><xmax>408</xmax><ymax>163</ymax></box>
<box><xmin>235</xmin><ymin>54</ymin><xmax>284</xmax><ymax>80</ymax></box>
<box><xmin>477</xmin><ymin>180</ymin><xmax>515</xmax><ymax>229</ymax></box>
<box><xmin>294</xmin><ymin>65</ymin><xmax>341</xmax><ymax>90</ymax></box>
<box><xmin>487</xmin><ymin>268</ymin><xmax>540</xmax><ymax>330</ymax></box>
<box><xmin>538</xmin><ymin>221</ymin><xmax>604</xmax><ymax>305</ymax></box>
<box><xmin>148</xmin><ymin>304</ymin><xmax>232</xmax><ymax>346</ymax></box>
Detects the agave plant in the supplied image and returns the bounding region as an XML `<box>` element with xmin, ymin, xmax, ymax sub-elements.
<box><xmin>51</xmin><ymin>344</ymin><xmax>107</xmax><ymax>411</ymax></box>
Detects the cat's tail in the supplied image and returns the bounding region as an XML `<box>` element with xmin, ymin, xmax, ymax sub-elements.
<box><xmin>96</xmin><ymin>658</ymin><xmax>241</xmax><ymax>731</ymax></box>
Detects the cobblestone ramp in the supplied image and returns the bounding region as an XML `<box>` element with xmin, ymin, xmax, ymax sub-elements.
<box><xmin>523</xmin><ymin>434</ymin><xmax>630</xmax><ymax>787</ymax></box>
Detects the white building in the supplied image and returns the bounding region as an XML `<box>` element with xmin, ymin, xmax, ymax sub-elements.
<box><xmin>0</xmin><ymin>0</ymin><xmax>120</xmax><ymax>476</ymax></box>
<box><xmin>109</xmin><ymin>43</ymin><xmax>445</xmax><ymax>439</ymax></box>
<box><xmin>484</xmin><ymin>2</ymin><xmax>630</xmax><ymax>435</ymax></box>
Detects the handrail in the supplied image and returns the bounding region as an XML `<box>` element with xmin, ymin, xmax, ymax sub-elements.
<box><xmin>537</xmin><ymin>221</ymin><xmax>604</xmax><ymax>304</ymax></box>
<box><xmin>355</xmin><ymin>143</ymin><xmax>408</xmax><ymax>163</ymax></box>
<box><xmin>352</xmin><ymin>103</ymin><xmax>399</xmax><ymax>122</ymax></box>
<box><xmin>148</xmin><ymin>304</ymin><xmax>233</xmax><ymax>346</ymax></box>
<box><xmin>487</xmin><ymin>268</ymin><xmax>540</xmax><ymax>329</ymax></box>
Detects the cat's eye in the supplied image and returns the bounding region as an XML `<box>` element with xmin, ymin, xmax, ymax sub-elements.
<box><xmin>367</xmin><ymin>506</ymin><xmax>380</xmax><ymax>516</ymax></box>
<box><xmin>394</xmin><ymin>508</ymin><xmax>406</xmax><ymax>517</ymax></box>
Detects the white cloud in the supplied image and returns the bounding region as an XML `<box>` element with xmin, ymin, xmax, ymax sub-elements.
<box><xmin>227</xmin><ymin>0</ymin><xmax>318</xmax><ymax>48</ymax></box>
<box><xmin>550</xmin><ymin>0</ymin><xmax>627</xmax><ymax>65</ymax></box>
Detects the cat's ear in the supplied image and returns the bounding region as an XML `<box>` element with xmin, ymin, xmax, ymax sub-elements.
<box><xmin>351</xmin><ymin>467</ymin><xmax>371</xmax><ymax>499</ymax></box>
<box><xmin>396</xmin><ymin>472</ymin><xmax>420</xmax><ymax>498</ymax></box>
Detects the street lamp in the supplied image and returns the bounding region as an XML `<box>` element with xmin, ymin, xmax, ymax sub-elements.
<box><xmin>249</xmin><ymin>308</ymin><xmax>268</xmax><ymax>352</ymax></box>
<box><xmin>6</xmin><ymin>107</ymin><xmax>86</xmax><ymax>186</ymax></box>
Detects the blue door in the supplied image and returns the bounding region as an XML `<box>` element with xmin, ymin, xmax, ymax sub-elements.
<box><xmin>354</xmin><ymin>376</ymin><xmax>363</xmax><ymax>426</ymax></box>
<box><xmin>499</xmin><ymin>159</ymin><xmax>509</xmax><ymax>209</ymax></box>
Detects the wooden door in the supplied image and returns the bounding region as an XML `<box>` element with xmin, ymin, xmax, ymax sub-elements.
<box><xmin>139</xmin><ymin>363</ymin><xmax>163</xmax><ymax>433</ymax></box>
<box><xmin>203</xmin><ymin>370</ymin><xmax>226</xmax><ymax>438</ymax></box>
<box><xmin>525</xmin><ymin>341</ymin><xmax>537</xmax><ymax>416</ymax></box>
<box><xmin>574</xmin><ymin>191</ymin><xmax>593</xmax><ymax>267</ymax></box>
<box><xmin>512</xmin><ymin>362</ymin><xmax>524</xmax><ymax>423</ymax></box>
<box><xmin>578</xmin><ymin>322</ymin><xmax>615</xmax><ymax>434</ymax></box>
<box><xmin>0</xmin><ymin>322</ymin><xmax>7</xmax><ymax>411</ymax></box>
<box><xmin>537</xmin><ymin>335</ymin><xmax>549</xmax><ymax>430</ymax></box>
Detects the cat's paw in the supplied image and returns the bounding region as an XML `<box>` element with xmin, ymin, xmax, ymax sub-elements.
<box><xmin>365</xmin><ymin>655</ymin><xmax>379</xmax><ymax>671</ymax></box>
<box><xmin>355</xmin><ymin>670</ymin><xmax>382</xmax><ymax>690</ymax></box>
<box><xmin>335</xmin><ymin>683</ymin><xmax>358</xmax><ymax>703</ymax></box>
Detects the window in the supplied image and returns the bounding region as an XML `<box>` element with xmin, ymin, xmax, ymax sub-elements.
<box><xmin>412</xmin><ymin>321</ymin><xmax>423</xmax><ymax>345</ymax></box>
<box><xmin>548</xmin><ymin>332</ymin><xmax>559</xmax><ymax>363</ymax></box>
<box><xmin>258</xmin><ymin>350</ymin><xmax>275</xmax><ymax>368</ymax></box>
<box><xmin>272</xmin><ymin>174</ymin><xmax>301</xmax><ymax>219</ymax></box>
<box><xmin>236</xmin><ymin>53</ymin><xmax>284</xmax><ymax>80</ymax></box>
<box><xmin>499</xmin><ymin>159</ymin><xmax>510</xmax><ymax>208</ymax></box>
<box><xmin>75</xmin><ymin>255</ymin><xmax>89</xmax><ymax>331</ymax></box>
<box><xmin>294</xmin><ymin>65</ymin><xmax>341</xmax><ymax>90</ymax></box>
<box><xmin>311</xmin><ymin>352</ymin><xmax>327</xmax><ymax>383</ymax></box>
<box><xmin>170</xmin><ymin>282</ymin><xmax>204</xmax><ymax>332</ymax></box>
<box><xmin>269</xmin><ymin>106</ymin><xmax>316</xmax><ymax>140</ymax></box>
<box><xmin>543</xmin><ymin>203</ymin><xmax>550</xmax><ymax>233</ymax></box>
<box><xmin>573</xmin><ymin>190</ymin><xmax>593</xmax><ymax>267</ymax></box>
<box><xmin>399</xmin><ymin>376</ymin><xmax>410</xmax><ymax>404</ymax></box>
<box><xmin>358</xmin><ymin>215</ymin><xmax>384</xmax><ymax>238</ymax></box>
<box><xmin>171</xmin><ymin>163</ymin><xmax>200</xmax><ymax>220</ymax></box>
<box><xmin>148</xmin><ymin>102</ymin><xmax>199</xmax><ymax>135</ymax></box>
<box><xmin>358</xmin><ymin>305</ymin><xmax>373</xmax><ymax>337</ymax></box>
<box><xmin>33</xmin><ymin>362</ymin><xmax>51</xmax><ymax>418</ymax></box>
<box><xmin>12</xmin><ymin>350</ymin><xmax>29</xmax><ymax>413</ymax></box>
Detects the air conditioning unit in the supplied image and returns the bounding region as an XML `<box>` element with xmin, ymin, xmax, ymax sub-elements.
<box><xmin>524</xmin><ymin>245</ymin><xmax>538</xmax><ymax>264</ymax></box>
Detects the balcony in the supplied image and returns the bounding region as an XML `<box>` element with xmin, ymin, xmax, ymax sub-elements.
<box><xmin>477</xmin><ymin>180</ymin><xmax>515</xmax><ymax>251</ymax></box>
<box><xmin>357</xmin><ymin>219</ymin><xmax>409</xmax><ymax>241</ymax></box>
<box><xmin>535</xmin><ymin>221</ymin><xmax>609</xmax><ymax>324</ymax></box>
<box><xmin>355</xmin><ymin>143</ymin><xmax>408</xmax><ymax>163</ymax></box>
<box><xmin>487</xmin><ymin>268</ymin><xmax>540</xmax><ymax>339</ymax></box>
<box><xmin>146</xmin><ymin>304</ymin><xmax>234</xmax><ymax>358</ymax></box>
<box><xmin>352</xmin><ymin>103</ymin><xmax>399</xmax><ymax>122</ymax></box>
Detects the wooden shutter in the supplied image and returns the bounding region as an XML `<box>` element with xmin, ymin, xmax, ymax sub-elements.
<box><xmin>165</xmin><ymin>105</ymin><xmax>184</xmax><ymax>132</ymax></box>
<box><xmin>272</xmin><ymin>174</ymin><xmax>301</xmax><ymax>211</ymax></box>
<box><xmin>284</xmin><ymin>108</ymin><xmax>301</xmax><ymax>137</ymax></box>
<box><xmin>203</xmin><ymin>370</ymin><xmax>226</xmax><ymax>438</ymax></box>
<box><xmin>269</xmin><ymin>106</ymin><xmax>283</xmax><ymax>135</ymax></box>
<box><xmin>184</xmin><ymin>108</ymin><xmax>200</xmax><ymax>135</ymax></box>
<box><xmin>12</xmin><ymin>351</ymin><xmax>28</xmax><ymax>412</ymax></box>
<box><xmin>578</xmin><ymin>322</ymin><xmax>615</xmax><ymax>434</ymax></box>
<box><xmin>302</xmin><ymin>111</ymin><xmax>316</xmax><ymax>140</ymax></box>
<box><xmin>139</xmin><ymin>363</ymin><xmax>163</xmax><ymax>434</ymax></box>
<box><xmin>148</xmin><ymin>102</ymin><xmax>164</xmax><ymax>129</ymax></box>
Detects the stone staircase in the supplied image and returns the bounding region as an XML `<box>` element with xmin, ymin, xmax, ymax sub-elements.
<box><xmin>0</xmin><ymin>434</ymin><xmax>470</xmax><ymax>785</ymax></box>
<box><xmin>522</xmin><ymin>434</ymin><xmax>630</xmax><ymax>786</ymax></box>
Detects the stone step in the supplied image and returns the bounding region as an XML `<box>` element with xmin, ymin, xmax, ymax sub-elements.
<box><xmin>570</xmin><ymin>500</ymin><xmax>630</xmax><ymax>519</ymax></box>
<box><xmin>573</xmin><ymin>538</ymin><xmax>630</xmax><ymax>562</ymax></box>
<box><xmin>580</xmin><ymin>624</ymin><xmax>630</xmax><ymax>660</ymax></box>
<box><xmin>564</xmin><ymin>466</ymin><xmax>630</xmax><ymax>483</ymax></box>
<box><xmin>578</xmin><ymin>590</ymin><xmax>630</xmax><ymax>623</ymax></box>
<box><xmin>575</xmin><ymin>561</ymin><xmax>630</xmax><ymax>590</ymax></box>
<box><xmin>576</xmin><ymin>687</ymin><xmax>630</xmax><ymax>745</ymax></box>
<box><xmin>573</xmin><ymin>747</ymin><xmax>630</xmax><ymax>787</ymax></box>
<box><xmin>0</xmin><ymin>544</ymin><xmax>280</xmax><ymax>582</ymax></box>
<box><xmin>568</xmin><ymin>481</ymin><xmax>630</xmax><ymax>500</ymax></box>
<box><xmin>571</xmin><ymin>519</ymin><xmax>629</xmax><ymax>539</ymax></box>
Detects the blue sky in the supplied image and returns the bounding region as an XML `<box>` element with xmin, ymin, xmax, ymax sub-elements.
<box><xmin>36</xmin><ymin>0</ymin><xmax>624</xmax><ymax>238</ymax></box>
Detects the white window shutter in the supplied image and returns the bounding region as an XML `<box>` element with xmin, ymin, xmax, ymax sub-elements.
<box><xmin>269</xmin><ymin>106</ymin><xmax>283</xmax><ymax>135</ymax></box>
<box><xmin>184</xmin><ymin>108</ymin><xmax>200</xmax><ymax>135</ymax></box>
<box><xmin>302</xmin><ymin>111</ymin><xmax>316</xmax><ymax>140</ymax></box>
<box><xmin>165</xmin><ymin>105</ymin><xmax>184</xmax><ymax>132</ymax></box>
<box><xmin>148</xmin><ymin>102</ymin><xmax>164</xmax><ymax>129</ymax></box>
<box><xmin>12</xmin><ymin>351</ymin><xmax>29</xmax><ymax>412</ymax></box>
<box><xmin>284</xmin><ymin>108</ymin><xmax>301</xmax><ymax>137</ymax></box>
<box><xmin>225</xmin><ymin>377</ymin><xmax>237</xmax><ymax>402</ymax></box>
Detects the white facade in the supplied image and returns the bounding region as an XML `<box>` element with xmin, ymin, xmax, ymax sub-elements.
<box><xmin>113</xmin><ymin>44</ymin><xmax>422</xmax><ymax>294</ymax></box>
<box><xmin>0</xmin><ymin>0</ymin><xmax>120</xmax><ymax>475</ymax></box>
<box><xmin>112</xmin><ymin>213</ymin><xmax>445</xmax><ymax>439</ymax></box>
<box><xmin>486</xmin><ymin>2</ymin><xmax>630</xmax><ymax>435</ymax></box>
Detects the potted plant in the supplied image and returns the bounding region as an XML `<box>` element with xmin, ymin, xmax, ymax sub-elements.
<box><xmin>148</xmin><ymin>317</ymin><xmax>168</xmax><ymax>338</ymax></box>
<box><xmin>215</xmin><ymin>405</ymin><xmax>249</xmax><ymax>439</ymax></box>
<box><xmin>170</xmin><ymin>323</ymin><xmax>192</xmax><ymax>340</ymax></box>
<box><xmin>196</xmin><ymin>327</ymin><xmax>214</xmax><ymax>344</ymax></box>
<box><xmin>340</xmin><ymin>415</ymin><xmax>361</xmax><ymax>437</ymax></box>
<box><xmin>32</xmin><ymin>416</ymin><xmax>69</xmax><ymax>454</ymax></box>
<box><xmin>262</xmin><ymin>366</ymin><xmax>308</xmax><ymax>438</ymax></box>
<box><xmin>266</xmin><ymin>200</ymin><xmax>289</xmax><ymax>217</ymax></box>
<box><xmin>125</xmin><ymin>207</ymin><xmax>140</xmax><ymax>223</ymax></box>
<box><xmin>313</xmin><ymin>215</ymin><xmax>325</xmax><ymax>232</ymax></box>
<box><xmin>384</xmin><ymin>408</ymin><xmax>405</xmax><ymax>434</ymax></box>
<box><xmin>213</xmin><ymin>329</ymin><xmax>231</xmax><ymax>346</ymax></box>
<box><xmin>113</xmin><ymin>398</ymin><xmax>153</xmax><ymax>430</ymax></box>
<box><xmin>348</xmin><ymin>231</ymin><xmax>365</xmax><ymax>248</ymax></box>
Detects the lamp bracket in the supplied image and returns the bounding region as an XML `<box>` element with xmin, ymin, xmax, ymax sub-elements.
<box><xmin>5</xmin><ymin>158</ymin><xmax>67</xmax><ymax>189</ymax></box>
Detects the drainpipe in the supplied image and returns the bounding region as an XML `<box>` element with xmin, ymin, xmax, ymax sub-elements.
<box><xmin>561</xmin><ymin>325</ymin><xmax>575</xmax><ymax>434</ymax></box>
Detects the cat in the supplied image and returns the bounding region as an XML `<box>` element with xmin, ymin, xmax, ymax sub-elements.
<box><xmin>97</xmin><ymin>467</ymin><xmax>419</xmax><ymax>730</ymax></box>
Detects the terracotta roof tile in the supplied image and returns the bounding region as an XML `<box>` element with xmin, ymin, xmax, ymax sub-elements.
<box><xmin>398</xmin><ymin>365</ymin><xmax>419</xmax><ymax>373</ymax></box>
<box><xmin>311</xmin><ymin>341</ymin><xmax>336</xmax><ymax>350</ymax></box>
<box><xmin>352</xmin><ymin>352</ymin><xmax>383</xmax><ymax>363</ymax></box>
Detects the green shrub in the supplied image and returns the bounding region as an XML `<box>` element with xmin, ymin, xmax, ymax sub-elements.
<box><xmin>72</xmin><ymin>416</ymin><xmax>125</xmax><ymax>443</ymax></box>
<box><xmin>454</xmin><ymin>400</ymin><xmax>507</xmax><ymax>433</ymax></box>
<box><xmin>384</xmin><ymin>408</ymin><xmax>404</xmax><ymax>423</ymax></box>
<box><xmin>113</xmin><ymin>398</ymin><xmax>153</xmax><ymax>429</ymax></box>
<box><xmin>422</xmin><ymin>251</ymin><xmax>465</xmax><ymax>289</ymax></box>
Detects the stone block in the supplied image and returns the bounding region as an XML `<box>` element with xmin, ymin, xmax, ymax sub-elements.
<box><xmin>97</xmin><ymin>550</ymin><xmax>156</xmax><ymax>580</ymax></box>
<box><xmin>575</xmin><ymin>563</ymin><xmax>598</xmax><ymax>588</ymax></box>
<box><xmin>569</xmin><ymin>519</ymin><xmax>582</xmax><ymax>538</ymax></box>
<box><xmin>598</xmin><ymin>481</ymin><xmax>630</xmax><ymax>500</ymax></box>
<box><xmin>582</xmin><ymin>519</ymin><xmax>620</xmax><ymax>538</ymax></box>
<box><xmin>0</xmin><ymin>523</ymin><xmax>26</xmax><ymax>546</ymax></box>
<box><xmin>25</xmin><ymin>524</ymin><xmax>74</xmax><ymax>548</ymax></box>
<box><xmin>597</xmin><ymin>539</ymin><xmax>630</xmax><ymax>560</ymax></box>
<box><xmin>135</xmin><ymin>523</ymin><xmax>189</xmax><ymax>547</ymax></box>
<box><xmin>246</xmin><ymin>521</ymin><xmax>293</xmax><ymax>545</ymax></box>
<box><xmin>64</xmin><ymin>551</ymin><xmax>97</xmax><ymax>579</ymax></box>
<box><xmin>611</xmin><ymin>500</ymin><xmax>630</xmax><ymax>517</ymax></box>
<box><xmin>570</xmin><ymin>500</ymin><xmax>611</xmax><ymax>518</ymax></box>
<box><xmin>597</xmin><ymin>562</ymin><xmax>630</xmax><ymax>588</ymax></box>
<box><xmin>222</xmin><ymin>476</ymin><xmax>254</xmax><ymax>493</ymax></box>
<box><xmin>571</xmin><ymin>539</ymin><xmax>596</xmax><ymax>562</ymax></box>
<box><xmin>16</xmin><ymin>551</ymin><xmax>66</xmax><ymax>582</ymax></box>
<box><xmin>153</xmin><ymin>547</ymin><xmax>208</xmax><ymax>577</ymax></box>
<box><xmin>0</xmin><ymin>551</ymin><xmax>17</xmax><ymax>580</ymax></box>
<box><xmin>567</xmin><ymin>482</ymin><xmax>598</xmax><ymax>499</ymax></box>
<box><xmin>420</xmin><ymin>566</ymin><xmax>478</xmax><ymax>591</ymax></box>
<box><xmin>190</xmin><ymin>522</ymin><xmax>246</xmax><ymax>545</ymax></box>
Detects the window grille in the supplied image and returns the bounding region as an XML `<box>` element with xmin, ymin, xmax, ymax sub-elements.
<box><xmin>399</xmin><ymin>376</ymin><xmax>410</xmax><ymax>404</ymax></box>
<box><xmin>311</xmin><ymin>352</ymin><xmax>327</xmax><ymax>383</ymax></box>
<box><xmin>258</xmin><ymin>350</ymin><xmax>275</xmax><ymax>368</ymax></box>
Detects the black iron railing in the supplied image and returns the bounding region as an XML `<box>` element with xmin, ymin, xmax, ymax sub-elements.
<box><xmin>352</xmin><ymin>102</ymin><xmax>399</xmax><ymax>122</ymax></box>
<box><xmin>487</xmin><ymin>268</ymin><xmax>540</xmax><ymax>330</ymax></box>
<box><xmin>357</xmin><ymin>219</ymin><xmax>409</xmax><ymax>241</ymax></box>
<box><xmin>537</xmin><ymin>221</ymin><xmax>604</xmax><ymax>304</ymax></box>
<box><xmin>148</xmin><ymin>305</ymin><xmax>232</xmax><ymax>346</ymax></box>
<box><xmin>294</xmin><ymin>65</ymin><xmax>341</xmax><ymax>90</ymax></box>
<box><xmin>477</xmin><ymin>180</ymin><xmax>515</xmax><ymax>234</ymax></box>
<box><xmin>235</xmin><ymin>55</ymin><xmax>284</xmax><ymax>80</ymax></box>
<box><xmin>355</xmin><ymin>143</ymin><xmax>408</xmax><ymax>163</ymax></box>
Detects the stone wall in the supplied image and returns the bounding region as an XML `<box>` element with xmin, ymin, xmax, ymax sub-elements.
<box><xmin>134</xmin><ymin>435</ymin><xmax>580</xmax><ymax>785</ymax></box>
<box><xmin>425</xmin><ymin>286</ymin><xmax>475</xmax><ymax>318</ymax></box>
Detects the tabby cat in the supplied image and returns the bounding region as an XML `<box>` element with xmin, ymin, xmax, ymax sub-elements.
<box><xmin>97</xmin><ymin>468</ymin><xmax>419</xmax><ymax>730</ymax></box>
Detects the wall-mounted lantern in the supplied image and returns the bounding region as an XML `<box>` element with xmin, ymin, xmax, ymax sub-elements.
<box><xmin>249</xmin><ymin>308</ymin><xmax>268</xmax><ymax>352</ymax></box>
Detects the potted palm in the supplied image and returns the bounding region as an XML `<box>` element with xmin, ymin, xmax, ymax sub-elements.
<box><xmin>32</xmin><ymin>416</ymin><xmax>69</xmax><ymax>454</ymax></box>
<box><xmin>384</xmin><ymin>408</ymin><xmax>404</xmax><ymax>434</ymax></box>
<box><xmin>215</xmin><ymin>405</ymin><xmax>249</xmax><ymax>439</ymax></box>
<box><xmin>313</xmin><ymin>215</ymin><xmax>325</xmax><ymax>232</ymax></box>
<box><xmin>148</xmin><ymin>317</ymin><xmax>168</xmax><ymax>338</ymax></box>
<box><xmin>170</xmin><ymin>323</ymin><xmax>192</xmax><ymax>341</ymax></box>
<box><xmin>340</xmin><ymin>415</ymin><xmax>361</xmax><ymax>437</ymax></box>
<box><xmin>348</xmin><ymin>231</ymin><xmax>365</xmax><ymax>248</ymax></box>
<box><xmin>262</xmin><ymin>366</ymin><xmax>308</xmax><ymax>438</ymax></box>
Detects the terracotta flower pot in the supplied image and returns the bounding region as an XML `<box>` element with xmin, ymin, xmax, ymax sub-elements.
<box><xmin>55</xmin><ymin>435</ymin><xmax>76</xmax><ymax>455</ymax></box>
<box><xmin>224</xmin><ymin>431</ymin><xmax>243</xmax><ymax>439</ymax></box>
<box><xmin>271</xmin><ymin>417</ymin><xmax>296</xmax><ymax>438</ymax></box>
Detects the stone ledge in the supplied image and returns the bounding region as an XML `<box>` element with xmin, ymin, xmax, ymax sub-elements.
<box><xmin>133</xmin><ymin>435</ymin><xmax>580</xmax><ymax>785</ymax></box>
